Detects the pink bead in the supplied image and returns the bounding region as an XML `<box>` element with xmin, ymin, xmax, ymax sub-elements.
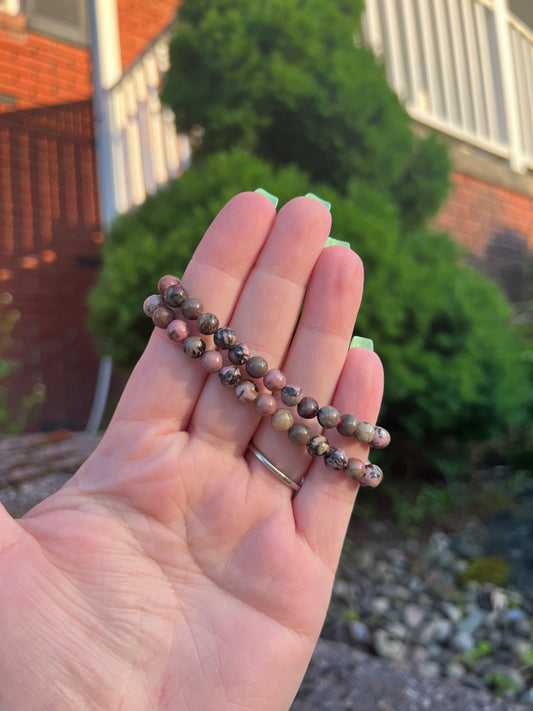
<box><xmin>254</xmin><ymin>393</ymin><xmax>277</xmax><ymax>417</ymax></box>
<box><xmin>370</xmin><ymin>426</ymin><xmax>391</xmax><ymax>450</ymax></box>
<box><xmin>201</xmin><ymin>350</ymin><xmax>224</xmax><ymax>373</ymax></box>
<box><xmin>235</xmin><ymin>380</ymin><xmax>258</xmax><ymax>403</ymax></box>
<box><xmin>158</xmin><ymin>274</ymin><xmax>181</xmax><ymax>296</ymax></box>
<box><xmin>359</xmin><ymin>463</ymin><xmax>383</xmax><ymax>488</ymax></box>
<box><xmin>263</xmin><ymin>368</ymin><xmax>286</xmax><ymax>392</ymax></box>
<box><xmin>167</xmin><ymin>319</ymin><xmax>190</xmax><ymax>342</ymax></box>
<box><xmin>143</xmin><ymin>294</ymin><xmax>164</xmax><ymax>317</ymax></box>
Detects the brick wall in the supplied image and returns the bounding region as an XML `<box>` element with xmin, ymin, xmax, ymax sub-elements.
<box><xmin>0</xmin><ymin>18</ymin><xmax>92</xmax><ymax>113</ymax></box>
<box><xmin>117</xmin><ymin>0</ymin><xmax>178</xmax><ymax>70</ymax></box>
<box><xmin>436</xmin><ymin>172</ymin><xmax>533</xmax><ymax>257</ymax></box>
<box><xmin>0</xmin><ymin>101</ymin><xmax>102</xmax><ymax>431</ymax></box>
<box><xmin>435</xmin><ymin>170</ymin><xmax>533</xmax><ymax>304</ymax></box>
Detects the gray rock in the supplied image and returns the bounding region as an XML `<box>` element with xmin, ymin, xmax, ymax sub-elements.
<box><xmin>419</xmin><ymin>618</ymin><xmax>452</xmax><ymax>645</ymax></box>
<box><xmin>461</xmin><ymin>607</ymin><xmax>486</xmax><ymax>636</ymax></box>
<box><xmin>370</xmin><ymin>596</ymin><xmax>390</xmax><ymax>616</ymax></box>
<box><xmin>451</xmin><ymin>630</ymin><xmax>476</xmax><ymax>653</ymax></box>
<box><xmin>385</xmin><ymin>621</ymin><xmax>408</xmax><ymax>641</ymax></box>
<box><xmin>441</xmin><ymin>602</ymin><xmax>463</xmax><ymax>622</ymax></box>
<box><xmin>373</xmin><ymin>628</ymin><xmax>408</xmax><ymax>662</ymax></box>
<box><xmin>417</xmin><ymin>661</ymin><xmax>442</xmax><ymax>679</ymax></box>
<box><xmin>520</xmin><ymin>688</ymin><xmax>533</xmax><ymax>706</ymax></box>
<box><xmin>446</xmin><ymin>662</ymin><xmax>466</xmax><ymax>681</ymax></box>
<box><xmin>404</xmin><ymin>603</ymin><xmax>426</xmax><ymax>629</ymax></box>
<box><xmin>348</xmin><ymin>621</ymin><xmax>371</xmax><ymax>647</ymax></box>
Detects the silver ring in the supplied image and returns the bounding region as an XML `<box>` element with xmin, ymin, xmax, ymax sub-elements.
<box><xmin>248</xmin><ymin>444</ymin><xmax>303</xmax><ymax>492</ymax></box>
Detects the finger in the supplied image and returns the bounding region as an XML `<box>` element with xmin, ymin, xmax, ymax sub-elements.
<box><xmin>111</xmin><ymin>192</ymin><xmax>277</xmax><ymax>428</ymax></box>
<box><xmin>189</xmin><ymin>196</ymin><xmax>332</xmax><ymax>453</ymax></box>
<box><xmin>293</xmin><ymin>347</ymin><xmax>384</xmax><ymax>570</ymax></box>
<box><xmin>246</xmin><ymin>245</ymin><xmax>364</xmax><ymax>494</ymax></box>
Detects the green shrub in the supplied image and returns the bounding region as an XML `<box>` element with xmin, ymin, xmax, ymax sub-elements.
<box><xmin>163</xmin><ymin>0</ymin><xmax>450</xmax><ymax>230</ymax></box>
<box><xmin>89</xmin><ymin>150</ymin><xmax>528</xmax><ymax>477</ymax></box>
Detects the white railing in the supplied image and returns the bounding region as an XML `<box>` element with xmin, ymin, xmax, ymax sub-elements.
<box><xmin>364</xmin><ymin>0</ymin><xmax>533</xmax><ymax>173</ymax></box>
<box><xmin>101</xmin><ymin>28</ymin><xmax>191</xmax><ymax>221</ymax></box>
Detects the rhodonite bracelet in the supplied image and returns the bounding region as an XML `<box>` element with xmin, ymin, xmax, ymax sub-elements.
<box><xmin>144</xmin><ymin>275</ymin><xmax>390</xmax><ymax>489</ymax></box>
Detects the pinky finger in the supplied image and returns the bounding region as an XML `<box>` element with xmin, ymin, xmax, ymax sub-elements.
<box><xmin>293</xmin><ymin>347</ymin><xmax>384</xmax><ymax>570</ymax></box>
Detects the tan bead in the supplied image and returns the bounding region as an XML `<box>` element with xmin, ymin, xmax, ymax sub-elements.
<box><xmin>355</xmin><ymin>421</ymin><xmax>375</xmax><ymax>444</ymax></box>
<box><xmin>346</xmin><ymin>457</ymin><xmax>365</xmax><ymax>481</ymax></box>
<box><xmin>153</xmin><ymin>305</ymin><xmax>174</xmax><ymax>328</ymax></box>
<box><xmin>271</xmin><ymin>408</ymin><xmax>294</xmax><ymax>431</ymax></box>
<box><xmin>254</xmin><ymin>393</ymin><xmax>277</xmax><ymax>417</ymax></box>
<box><xmin>288</xmin><ymin>422</ymin><xmax>311</xmax><ymax>446</ymax></box>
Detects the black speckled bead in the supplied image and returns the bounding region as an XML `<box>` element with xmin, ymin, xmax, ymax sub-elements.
<box><xmin>183</xmin><ymin>336</ymin><xmax>206</xmax><ymax>358</ymax></box>
<box><xmin>218</xmin><ymin>365</ymin><xmax>242</xmax><ymax>387</ymax></box>
<box><xmin>245</xmin><ymin>356</ymin><xmax>268</xmax><ymax>378</ymax></box>
<box><xmin>214</xmin><ymin>327</ymin><xmax>237</xmax><ymax>349</ymax></box>
<box><xmin>281</xmin><ymin>385</ymin><xmax>303</xmax><ymax>407</ymax></box>
<box><xmin>337</xmin><ymin>414</ymin><xmax>359</xmax><ymax>437</ymax></box>
<box><xmin>355</xmin><ymin>421</ymin><xmax>375</xmax><ymax>444</ymax></box>
<box><xmin>197</xmin><ymin>312</ymin><xmax>219</xmax><ymax>335</ymax></box>
<box><xmin>317</xmin><ymin>405</ymin><xmax>340</xmax><ymax>429</ymax></box>
<box><xmin>271</xmin><ymin>408</ymin><xmax>294</xmax><ymax>432</ymax></box>
<box><xmin>228</xmin><ymin>343</ymin><xmax>251</xmax><ymax>365</ymax></box>
<box><xmin>307</xmin><ymin>435</ymin><xmax>330</xmax><ymax>457</ymax></box>
<box><xmin>297</xmin><ymin>396</ymin><xmax>319</xmax><ymax>419</ymax></box>
<box><xmin>288</xmin><ymin>422</ymin><xmax>311</xmax><ymax>446</ymax></box>
<box><xmin>325</xmin><ymin>447</ymin><xmax>348</xmax><ymax>470</ymax></box>
<box><xmin>181</xmin><ymin>297</ymin><xmax>203</xmax><ymax>320</ymax></box>
<box><xmin>164</xmin><ymin>283</ymin><xmax>188</xmax><ymax>307</ymax></box>
<box><xmin>370</xmin><ymin>426</ymin><xmax>391</xmax><ymax>450</ymax></box>
<box><xmin>359</xmin><ymin>463</ymin><xmax>383</xmax><ymax>488</ymax></box>
<box><xmin>235</xmin><ymin>379</ymin><xmax>258</xmax><ymax>403</ymax></box>
<box><xmin>153</xmin><ymin>305</ymin><xmax>175</xmax><ymax>328</ymax></box>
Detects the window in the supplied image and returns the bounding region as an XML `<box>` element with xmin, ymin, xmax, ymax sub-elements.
<box><xmin>26</xmin><ymin>0</ymin><xmax>89</xmax><ymax>46</ymax></box>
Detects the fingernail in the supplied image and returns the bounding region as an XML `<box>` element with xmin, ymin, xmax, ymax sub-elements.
<box><xmin>255</xmin><ymin>188</ymin><xmax>279</xmax><ymax>208</ymax></box>
<box><xmin>325</xmin><ymin>236</ymin><xmax>351</xmax><ymax>248</ymax></box>
<box><xmin>305</xmin><ymin>193</ymin><xmax>331</xmax><ymax>211</ymax></box>
<box><xmin>350</xmin><ymin>336</ymin><xmax>374</xmax><ymax>351</ymax></box>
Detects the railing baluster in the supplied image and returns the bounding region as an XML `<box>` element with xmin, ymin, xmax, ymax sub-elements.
<box><xmin>474</xmin><ymin>1</ymin><xmax>501</xmax><ymax>143</ymax></box>
<box><xmin>364</xmin><ymin>0</ymin><xmax>385</xmax><ymax>57</ymax></box>
<box><xmin>400</xmin><ymin>0</ymin><xmax>425</xmax><ymax>111</ymax></box>
<box><xmin>434</xmin><ymin>0</ymin><xmax>459</xmax><ymax>123</ymax></box>
<box><xmin>383</xmin><ymin>0</ymin><xmax>408</xmax><ymax>100</ymax></box>
<box><xmin>124</xmin><ymin>75</ymin><xmax>146</xmax><ymax>207</ymax></box>
<box><xmin>418</xmin><ymin>0</ymin><xmax>444</xmax><ymax>117</ymax></box>
<box><xmin>460</xmin><ymin>0</ymin><xmax>487</xmax><ymax>138</ymax></box>
<box><xmin>448</xmin><ymin>0</ymin><xmax>473</xmax><ymax>131</ymax></box>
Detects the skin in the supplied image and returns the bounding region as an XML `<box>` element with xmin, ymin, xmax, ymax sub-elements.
<box><xmin>0</xmin><ymin>193</ymin><xmax>384</xmax><ymax>711</ymax></box>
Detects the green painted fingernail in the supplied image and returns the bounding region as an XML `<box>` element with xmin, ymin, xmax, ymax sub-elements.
<box><xmin>350</xmin><ymin>336</ymin><xmax>374</xmax><ymax>351</ymax></box>
<box><xmin>305</xmin><ymin>193</ymin><xmax>331</xmax><ymax>211</ymax></box>
<box><xmin>255</xmin><ymin>188</ymin><xmax>279</xmax><ymax>208</ymax></box>
<box><xmin>325</xmin><ymin>236</ymin><xmax>351</xmax><ymax>248</ymax></box>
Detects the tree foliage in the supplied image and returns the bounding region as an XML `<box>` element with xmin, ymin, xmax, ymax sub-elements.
<box><xmin>163</xmin><ymin>0</ymin><xmax>450</xmax><ymax>229</ymax></box>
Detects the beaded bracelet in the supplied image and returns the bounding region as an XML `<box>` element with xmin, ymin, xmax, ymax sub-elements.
<box><xmin>143</xmin><ymin>275</ymin><xmax>390</xmax><ymax>489</ymax></box>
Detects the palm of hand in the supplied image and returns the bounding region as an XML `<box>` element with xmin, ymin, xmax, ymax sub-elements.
<box><xmin>0</xmin><ymin>194</ymin><xmax>383</xmax><ymax>711</ymax></box>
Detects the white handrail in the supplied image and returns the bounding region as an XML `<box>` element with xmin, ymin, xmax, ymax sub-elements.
<box><xmin>363</xmin><ymin>0</ymin><xmax>533</xmax><ymax>173</ymax></box>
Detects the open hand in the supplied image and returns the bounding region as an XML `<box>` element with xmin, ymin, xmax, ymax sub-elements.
<box><xmin>0</xmin><ymin>193</ymin><xmax>383</xmax><ymax>711</ymax></box>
